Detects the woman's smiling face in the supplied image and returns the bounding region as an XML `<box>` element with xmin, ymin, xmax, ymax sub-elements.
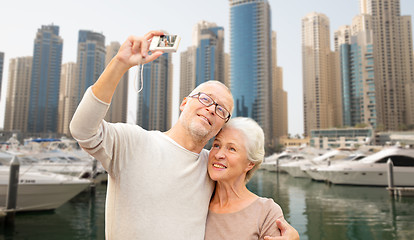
<box><xmin>208</xmin><ymin>127</ymin><xmax>254</xmax><ymax>183</ymax></box>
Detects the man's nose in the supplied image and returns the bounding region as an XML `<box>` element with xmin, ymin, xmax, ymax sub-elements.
<box><xmin>206</xmin><ymin>104</ymin><xmax>216</xmax><ymax>115</ymax></box>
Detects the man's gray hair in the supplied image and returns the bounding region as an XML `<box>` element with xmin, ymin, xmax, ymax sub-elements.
<box><xmin>189</xmin><ymin>80</ymin><xmax>233</xmax><ymax>113</ymax></box>
<box><xmin>222</xmin><ymin>117</ymin><xmax>264</xmax><ymax>183</ymax></box>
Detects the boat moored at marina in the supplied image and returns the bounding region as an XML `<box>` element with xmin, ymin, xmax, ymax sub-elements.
<box><xmin>321</xmin><ymin>147</ymin><xmax>414</xmax><ymax>186</ymax></box>
<box><xmin>261</xmin><ymin>153</ymin><xmax>306</xmax><ymax>172</ymax></box>
<box><xmin>280</xmin><ymin>149</ymin><xmax>353</xmax><ymax>178</ymax></box>
<box><xmin>305</xmin><ymin>153</ymin><xmax>367</xmax><ymax>181</ymax></box>
<box><xmin>0</xmin><ymin>166</ymin><xmax>91</xmax><ymax>211</ymax></box>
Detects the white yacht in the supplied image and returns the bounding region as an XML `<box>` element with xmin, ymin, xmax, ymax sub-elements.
<box><xmin>279</xmin><ymin>159</ymin><xmax>311</xmax><ymax>178</ymax></box>
<box><xmin>0</xmin><ymin>150</ymin><xmax>95</xmax><ymax>178</ymax></box>
<box><xmin>0</xmin><ymin>166</ymin><xmax>90</xmax><ymax>211</ymax></box>
<box><xmin>1</xmin><ymin>138</ymin><xmax>106</xmax><ymax>182</ymax></box>
<box><xmin>321</xmin><ymin>147</ymin><xmax>414</xmax><ymax>186</ymax></box>
<box><xmin>281</xmin><ymin>149</ymin><xmax>353</xmax><ymax>178</ymax></box>
<box><xmin>261</xmin><ymin>152</ymin><xmax>301</xmax><ymax>172</ymax></box>
<box><xmin>305</xmin><ymin>153</ymin><xmax>366</xmax><ymax>181</ymax></box>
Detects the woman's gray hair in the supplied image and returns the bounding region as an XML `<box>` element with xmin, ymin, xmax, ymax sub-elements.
<box><xmin>222</xmin><ymin>117</ymin><xmax>264</xmax><ymax>183</ymax></box>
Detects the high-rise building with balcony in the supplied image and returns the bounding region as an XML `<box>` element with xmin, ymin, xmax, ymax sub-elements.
<box><xmin>104</xmin><ymin>42</ymin><xmax>128</xmax><ymax>123</ymax></box>
<box><xmin>180</xmin><ymin>21</ymin><xmax>225</xmax><ymax>102</ymax></box>
<box><xmin>4</xmin><ymin>57</ymin><xmax>32</xmax><ymax>132</ymax></box>
<box><xmin>361</xmin><ymin>0</ymin><xmax>414</xmax><ymax>130</ymax></box>
<box><xmin>224</xmin><ymin>53</ymin><xmax>231</xmax><ymax>88</ymax></box>
<box><xmin>0</xmin><ymin>52</ymin><xmax>4</xmax><ymax>99</ymax></box>
<box><xmin>302</xmin><ymin>13</ymin><xmax>337</xmax><ymax>136</ymax></box>
<box><xmin>229</xmin><ymin>0</ymin><xmax>273</xmax><ymax>143</ymax></box>
<box><xmin>137</xmin><ymin>53</ymin><xmax>173</xmax><ymax>131</ymax></box>
<box><xmin>407</xmin><ymin>81</ymin><xmax>414</xmax><ymax>126</ymax></box>
<box><xmin>58</xmin><ymin>62</ymin><xmax>76</xmax><ymax>135</ymax></box>
<box><xmin>27</xmin><ymin>25</ymin><xmax>63</xmax><ymax>133</ymax></box>
<box><xmin>271</xmin><ymin>31</ymin><xmax>288</xmax><ymax>145</ymax></box>
<box><xmin>179</xmin><ymin>46</ymin><xmax>196</xmax><ymax>103</ymax></box>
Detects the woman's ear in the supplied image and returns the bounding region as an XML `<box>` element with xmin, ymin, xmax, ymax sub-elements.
<box><xmin>245</xmin><ymin>162</ymin><xmax>255</xmax><ymax>172</ymax></box>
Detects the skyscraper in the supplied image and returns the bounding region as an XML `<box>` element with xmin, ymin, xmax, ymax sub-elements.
<box><xmin>0</xmin><ymin>52</ymin><xmax>4</xmax><ymax>99</ymax></box>
<box><xmin>104</xmin><ymin>42</ymin><xmax>128</xmax><ymax>123</ymax></box>
<box><xmin>180</xmin><ymin>46</ymin><xmax>196</xmax><ymax>102</ymax></box>
<box><xmin>58</xmin><ymin>62</ymin><xmax>76</xmax><ymax>135</ymax></box>
<box><xmin>229</xmin><ymin>0</ymin><xmax>273</xmax><ymax>144</ymax></box>
<box><xmin>334</xmin><ymin>26</ymin><xmax>351</xmax><ymax>127</ymax></box>
<box><xmin>302</xmin><ymin>12</ymin><xmax>336</xmax><ymax>136</ymax></box>
<box><xmin>401</xmin><ymin>15</ymin><xmax>414</xmax><ymax>126</ymax></box>
<box><xmin>361</xmin><ymin>0</ymin><xmax>414</xmax><ymax>130</ymax></box>
<box><xmin>4</xmin><ymin>57</ymin><xmax>32</xmax><ymax>132</ymax></box>
<box><xmin>224</xmin><ymin>53</ymin><xmax>231</xmax><ymax>87</ymax></box>
<box><xmin>180</xmin><ymin>21</ymin><xmax>225</xmax><ymax>101</ymax></box>
<box><xmin>407</xmin><ymin>81</ymin><xmax>414</xmax><ymax>126</ymax></box>
<box><xmin>352</xmin><ymin>15</ymin><xmax>376</xmax><ymax>128</ymax></box>
<box><xmin>75</xmin><ymin>30</ymin><xmax>106</xmax><ymax>105</ymax></box>
<box><xmin>335</xmin><ymin>15</ymin><xmax>377</xmax><ymax>129</ymax></box>
<box><xmin>271</xmin><ymin>31</ymin><xmax>288</xmax><ymax>145</ymax></box>
<box><xmin>335</xmin><ymin>26</ymin><xmax>353</xmax><ymax>127</ymax></box>
<box><xmin>27</xmin><ymin>25</ymin><xmax>63</xmax><ymax>133</ymax></box>
<box><xmin>137</xmin><ymin>53</ymin><xmax>173</xmax><ymax>132</ymax></box>
<box><xmin>194</xmin><ymin>21</ymin><xmax>225</xmax><ymax>86</ymax></box>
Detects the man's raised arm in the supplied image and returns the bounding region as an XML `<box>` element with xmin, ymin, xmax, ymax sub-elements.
<box><xmin>92</xmin><ymin>32</ymin><xmax>164</xmax><ymax>103</ymax></box>
<box><xmin>69</xmin><ymin>31</ymin><xmax>164</xmax><ymax>140</ymax></box>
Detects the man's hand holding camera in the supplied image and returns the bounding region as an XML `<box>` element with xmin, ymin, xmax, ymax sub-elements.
<box><xmin>115</xmin><ymin>31</ymin><xmax>165</xmax><ymax>72</ymax></box>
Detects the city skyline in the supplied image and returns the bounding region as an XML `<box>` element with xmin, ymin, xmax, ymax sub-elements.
<box><xmin>1</xmin><ymin>0</ymin><xmax>414</xmax><ymax>136</ymax></box>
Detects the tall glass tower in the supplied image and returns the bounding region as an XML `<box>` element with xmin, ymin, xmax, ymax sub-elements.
<box><xmin>229</xmin><ymin>0</ymin><xmax>273</xmax><ymax>143</ymax></box>
<box><xmin>75</xmin><ymin>30</ymin><xmax>106</xmax><ymax>105</ymax></box>
<box><xmin>194</xmin><ymin>21</ymin><xmax>224</xmax><ymax>86</ymax></box>
<box><xmin>335</xmin><ymin>26</ymin><xmax>352</xmax><ymax>126</ymax></box>
<box><xmin>137</xmin><ymin>53</ymin><xmax>172</xmax><ymax>132</ymax></box>
<box><xmin>180</xmin><ymin>21</ymin><xmax>225</xmax><ymax>102</ymax></box>
<box><xmin>336</xmin><ymin>15</ymin><xmax>377</xmax><ymax>129</ymax></box>
<box><xmin>27</xmin><ymin>25</ymin><xmax>63</xmax><ymax>133</ymax></box>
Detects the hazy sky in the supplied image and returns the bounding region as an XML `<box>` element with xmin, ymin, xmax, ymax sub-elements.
<box><xmin>1</xmin><ymin>0</ymin><xmax>413</xmax><ymax>135</ymax></box>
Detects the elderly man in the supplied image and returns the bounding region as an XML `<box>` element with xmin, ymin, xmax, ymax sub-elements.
<box><xmin>70</xmin><ymin>31</ymin><xmax>299</xmax><ymax>240</ymax></box>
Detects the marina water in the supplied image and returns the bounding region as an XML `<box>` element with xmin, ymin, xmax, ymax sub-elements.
<box><xmin>1</xmin><ymin>171</ymin><xmax>414</xmax><ymax>239</ymax></box>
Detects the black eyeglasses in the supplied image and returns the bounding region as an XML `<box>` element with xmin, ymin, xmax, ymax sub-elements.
<box><xmin>189</xmin><ymin>92</ymin><xmax>231</xmax><ymax>122</ymax></box>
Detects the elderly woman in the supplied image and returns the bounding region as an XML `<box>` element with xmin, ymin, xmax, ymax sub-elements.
<box><xmin>205</xmin><ymin>117</ymin><xmax>284</xmax><ymax>239</ymax></box>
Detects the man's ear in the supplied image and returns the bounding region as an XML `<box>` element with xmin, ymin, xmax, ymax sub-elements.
<box><xmin>179</xmin><ymin>97</ymin><xmax>188</xmax><ymax>112</ymax></box>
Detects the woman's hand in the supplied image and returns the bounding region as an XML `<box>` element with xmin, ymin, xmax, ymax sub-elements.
<box><xmin>264</xmin><ymin>219</ymin><xmax>299</xmax><ymax>240</ymax></box>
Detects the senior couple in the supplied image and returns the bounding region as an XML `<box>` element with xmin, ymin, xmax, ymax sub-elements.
<box><xmin>70</xmin><ymin>31</ymin><xmax>299</xmax><ymax>240</ymax></box>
